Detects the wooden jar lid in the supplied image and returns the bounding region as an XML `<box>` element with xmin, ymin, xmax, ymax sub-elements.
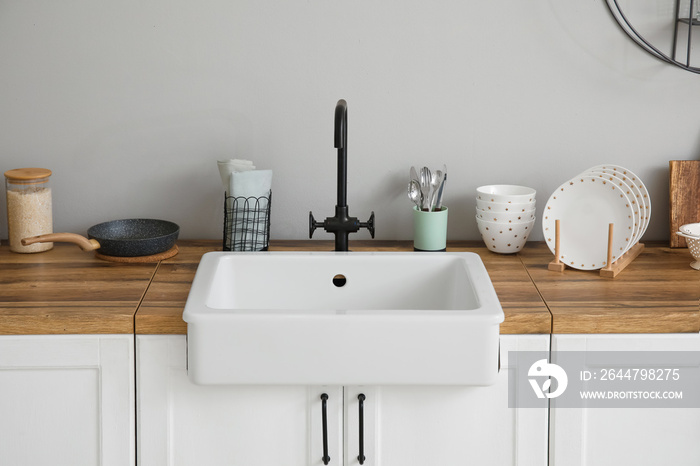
<box><xmin>4</xmin><ymin>168</ymin><xmax>52</xmax><ymax>182</ymax></box>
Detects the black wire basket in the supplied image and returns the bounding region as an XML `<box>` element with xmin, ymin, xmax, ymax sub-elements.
<box><xmin>223</xmin><ymin>191</ymin><xmax>271</xmax><ymax>251</ymax></box>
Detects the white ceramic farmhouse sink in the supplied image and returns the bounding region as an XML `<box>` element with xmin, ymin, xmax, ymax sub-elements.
<box><xmin>183</xmin><ymin>251</ymin><xmax>504</xmax><ymax>386</ymax></box>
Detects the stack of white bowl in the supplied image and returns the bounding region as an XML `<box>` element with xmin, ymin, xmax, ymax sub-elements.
<box><xmin>476</xmin><ymin>185</ymin><xmax>537</xmax><ymax>254</ymax></box>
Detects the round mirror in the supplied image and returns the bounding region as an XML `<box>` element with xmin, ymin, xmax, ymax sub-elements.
<box><xmin>606</xmin><ymin>0</ymin><xmax>700</xmax><ymax>72</ymax></box>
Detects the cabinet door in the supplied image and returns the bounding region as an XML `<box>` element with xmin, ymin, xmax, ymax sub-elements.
<box><xmin>0</xmin><ymin>335</ymin><xmax>135</xmax><ymax>466</ymax></box>
<box><xmin>137</xmin><ymin>335</ymin><xmax>343</xmax><ymax>466</ymax></box>
<box><xmin>550</xmin><ymin>334</ymin><xmax>700</xmax><ymax>466</ymax></box>
<box><xmin>347</xmin><ymin>334</ymin><xmax>549</xmax><ymax>466</ymax></box>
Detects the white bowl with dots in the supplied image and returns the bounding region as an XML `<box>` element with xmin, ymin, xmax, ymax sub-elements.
<box><xmin>476</xmin><ymin>216</ymin><xmax>534</xmax><ymax>254</ymax></box>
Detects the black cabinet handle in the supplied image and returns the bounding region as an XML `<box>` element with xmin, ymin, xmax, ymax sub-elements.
<box><xmin>321</xmin><ymin>393</ymin><xmax>330</xmax><ymax>465</ymax></box>
<box><xmin>358</xmin><ymin>393</ymin><xmax>366</xmax><ymax>464</ymax></box>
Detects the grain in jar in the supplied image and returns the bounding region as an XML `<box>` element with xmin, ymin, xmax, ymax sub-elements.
<box><xmin>5</xmin><ymin>168</ymin><xmax>53</xmax><ymax>253</ymax></box>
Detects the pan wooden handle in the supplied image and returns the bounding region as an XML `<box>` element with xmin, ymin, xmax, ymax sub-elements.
<box><xmin>21</xmin><ymin>233</ymin><xmax>101</xmax><ymax>252</ymax></box>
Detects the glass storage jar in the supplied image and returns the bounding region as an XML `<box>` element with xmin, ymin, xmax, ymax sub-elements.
<box><xmin>4</xmin><ymin>168</ymin><xmax>53</xmax><ymax>253</ymax></box>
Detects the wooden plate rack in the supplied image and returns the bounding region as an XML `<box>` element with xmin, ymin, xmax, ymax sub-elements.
<box><xmin>548</xmin><ymin>219</ymin><xmax>644</xmax><ymax>278</ymax></box>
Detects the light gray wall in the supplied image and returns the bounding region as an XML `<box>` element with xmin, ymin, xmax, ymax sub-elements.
<box><xmin>1</xmin><ymin>0</ymin><xmax>699</xmax><ymax>242</ymax></box>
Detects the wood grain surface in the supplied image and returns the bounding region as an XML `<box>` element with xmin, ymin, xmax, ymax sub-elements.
<box><xmin>669</xmin><ymin>160</ymin><xmax>700</xmax><ymax>248</ymax></box>
<box><xmin>3</xmin><ymin>240</ymin><xmax>697</xmax><ymax>336</ymax></box>
<box><xmin>0</xmin><ymin>244</ymin><xmax>158</xmax><ymax>334</ymax></box>
<box><xmin>520</xmin><ymin>242</ymin><xmax>700</xmax><ymax>333</ymax></box>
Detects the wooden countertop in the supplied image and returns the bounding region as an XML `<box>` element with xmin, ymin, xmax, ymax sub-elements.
<box><xmin>520</xmin><ymin>243</ymin><xmax>700</xmax><ymax>333</ymax></box>
<box><xmin>1</xmin><ymin>240</ymin><xmax>698</xmax><ymax>335</ymax></box>
<box><xmin>0</xmin><ymin>243</ymin><xmax>156</xmax><ymax>334</ymax></box>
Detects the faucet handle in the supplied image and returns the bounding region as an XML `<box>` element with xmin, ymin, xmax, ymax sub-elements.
<box><xmin>360</xmin><ymin>212</ymin><xmax>375</xmax><ymax>238</ymax></box>
<box><xmin>309</xmin><ymin>211</ymin><xmax>323</xmax><ymax>239</ymax></box>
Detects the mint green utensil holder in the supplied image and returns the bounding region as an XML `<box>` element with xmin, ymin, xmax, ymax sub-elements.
<box><xmin>413</xmin><ymin>206</ymin><xmax>448</xmax><ymax>252</ymax></box>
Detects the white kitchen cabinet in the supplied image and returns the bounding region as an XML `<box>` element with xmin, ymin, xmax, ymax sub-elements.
<box><xmin>0</xmin><ymin>334</ymin><xmax>135</xmax><ymax>466</ymax></box>
<box><xmin>350</xmin><ymin>334</ymin><xmax>549</xmax><ymax>466</ymax></box>
<box><xmin>550</xmin><ymin>334</ymin><xmax>700</xmax><ymax>466</ymax></box>
<box><xmin>137</xmin><ymin>335</ymin><xmax>343</xmax><ymax>466</ymax></box>
<box><xmin>137</xmin><ymin>334</ymin><xmax>549</xmax><ymax>466</ymax></box>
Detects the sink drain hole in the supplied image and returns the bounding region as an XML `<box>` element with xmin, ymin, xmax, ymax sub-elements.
<box><xmin>333</xmin><ymin>274</ymin><xmax>347</xmax><ymax>287</ymax></box>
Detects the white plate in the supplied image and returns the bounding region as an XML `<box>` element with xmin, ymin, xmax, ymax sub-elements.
<box><xmin>542</xmin><ymin>175</ymin><xmax>636</xmax><ymax>270</ymax></box>
<box><xmin>584</xmin><ymin>169</ymin><xmax>642</xmax><ymax>245</ymax></box>
<box><xmin>585</xmin><ymin>164</ymin><xmax>651</xmax><ymax>242</ymax></box>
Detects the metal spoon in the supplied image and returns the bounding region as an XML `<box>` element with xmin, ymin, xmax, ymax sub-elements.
<box><xmin>408</xmin><ymin>179</ymin><xmax>422</xmax><ymax>210</ymax></box>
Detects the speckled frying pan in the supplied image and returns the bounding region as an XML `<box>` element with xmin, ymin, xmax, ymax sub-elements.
<box><xmin>22</xmin><ymin>218</ymin><xmax>180</xmax><ymax>257</ymax></box>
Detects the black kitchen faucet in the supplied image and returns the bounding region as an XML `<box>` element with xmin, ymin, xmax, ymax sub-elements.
<box><xmin>309</xmin><ymin>99</ymin><xmax>375</xmax><ymax>251</ymax></box>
